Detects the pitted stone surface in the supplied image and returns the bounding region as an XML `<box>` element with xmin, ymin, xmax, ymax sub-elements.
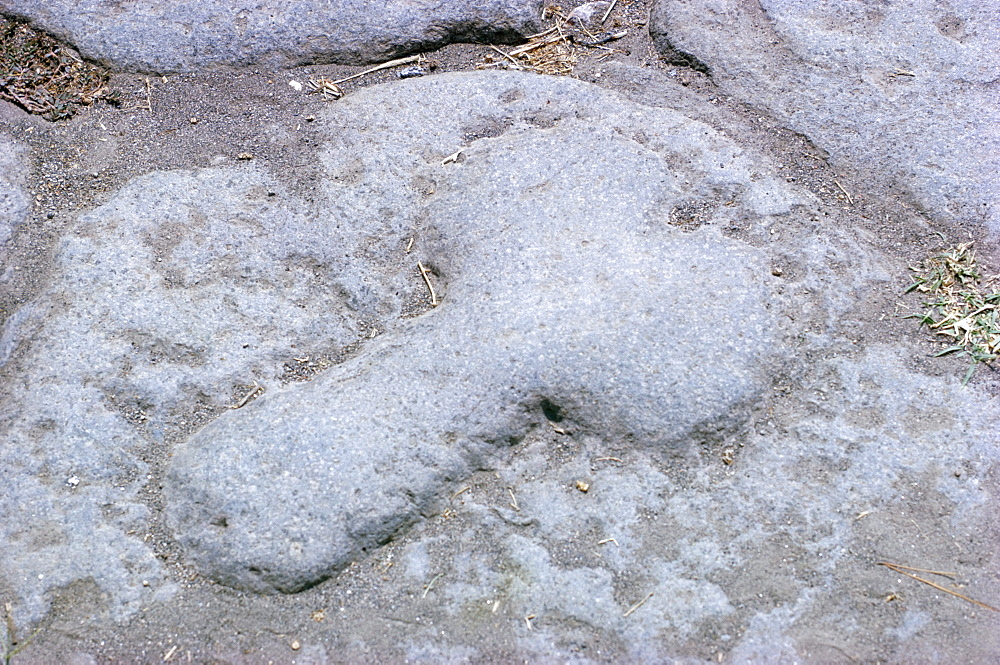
<box><xmin>650</xmin><ymin>0</ymin><xmax>1000</xmax><ymax>233</ymax></box>
<box><xmin>164</xmin><ymin>71</ymin><xmax>793</xmax><ymax>593</ymax></box>
<box><xmin>0</xmin><ymin>133</ymin><xmax>29</xmax><ymax>248</ymax></box>
<box><xmin>0</xmin><ymin>167</ymin><xmax>406</xmax><ymax>623</ymax></box>
<box><xmin>1</xmin><ymin>57</ymin><xmax>998</xmax><ymax>661</ymax></box>
<box><xmin>0</xmin><ymin>0</ymin><xmax>543</xmax><ymax>73</ymax></box>
<box><xmin>0</xmin><ymin>70</ymin><xmax>800</xmax><ymax>621</ymax></box>
<box><xmin>399</xmin><ymin>346</ymin><xmax>1000</xmax><ymax>661</ymax></box>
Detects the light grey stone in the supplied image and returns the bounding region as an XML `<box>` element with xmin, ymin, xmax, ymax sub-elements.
<box><xmin>0</xmin><ymin>133</ymin><xmax>29</xmax><ymax>248</ymax></box>
<box><xmin>164</xmin><ymin>71</ymin><xmax>795</xmax><ymax>594</ymax></box>
<box><xmin>650</xmin><ymin>0</ymin><xmax>1000</xmax><ymax>234</ymax></box>
<box><xmin>0</xmin><ymin>0</ymin><xmax>544</xmax><ymax>73</ymax></box>
<box><xmin>3</xmin><ymin>63</ymin><xmax>998</xmax><ymax>661</ymax></box>
<box><xmin>410</xmin><ymin>345</ymin><xmax>1000</xmax><ymax>661</ymax></box>
<box><xmin>0</xmin><ymin>70</ymin><xmax>801</xmax><ymax>622</ymax></box>
<box><xmin>0</xmin><ymin>166</ymin><xmax>406</xmax><ymax>624</ymax></box>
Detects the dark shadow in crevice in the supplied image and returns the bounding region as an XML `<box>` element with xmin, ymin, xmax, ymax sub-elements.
<box><xmin>540</xmin><ymin>398</ymin><xmax>564</xmax><ymax>423</ymax></box>
<box><xmin>658</xmin><ymin>41</ymin><xmax>712</xmax><ymax>75</ymax></box>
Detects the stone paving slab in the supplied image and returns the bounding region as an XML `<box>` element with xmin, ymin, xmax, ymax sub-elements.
<box><xmin>651</xmin><ymin>0</ymin><xmax>1000</xmax><ymax>235</ymax></box>
<box><xmin>0</xmin><ymin>0</ymin><xmax>544</xmax><ymax>72</ymax></box>
<box><xmin>0</xmin><ymin>132</ymin><xmax>28</xmax><ymax>248</ymax></box>
<box><xmin>0</xmin><ymin>8</ymin><xmax>998</xmax><ymax>660</ymax></box>
<box><xmin>166</xmin><ymin>72</ymin><xmax>792</xmax><ymax>593</ymax></box>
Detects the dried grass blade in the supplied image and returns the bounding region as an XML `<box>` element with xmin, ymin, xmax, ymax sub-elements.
<box><xmin>878</xmin><ymin>562</ymin><xmax>999</xmax><ymax>612</ymax></box>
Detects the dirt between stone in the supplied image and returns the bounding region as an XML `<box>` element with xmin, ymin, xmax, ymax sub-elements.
<box><xmin>1</xmin><ymin>1</ymin><xmax>998</xmax><ymax>662</ymax></box>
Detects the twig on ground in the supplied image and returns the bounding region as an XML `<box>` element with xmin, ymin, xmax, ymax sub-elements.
<box><xmin>882</xmin><ymin>563</ymin><xmax>957</xmax><ymax>578</ymax></box>
<box><xmin>306</xmin><ymin>77</ymin><xmax>344</xmax><ymax>99</ymax></box>
<box><xmin>479</xmin><ymin>13</ymin><xmax>578</xmax><ymax>76</ymax></box>
<box><xmin>442</xmin><ymin>149</ymin><xmax>463</xmax><ymax>165</ymax></box>
<box><xmin>422</xmin><ymin>573</ymin><xmax>444</xmax><ymax>598</ymax></box>
<box><xmin>623</xmin><ymin>592</ymin><xmax>653</xmax><ymax>618</ymax></box>
<box><xmin>508</xmin><ymin>34</ymin><xmax>563</xmax><ymax>57</ymax></box>
<box><xmin>330</xmin><ymin>55</ymin><xmax>423</xmax><ymax>86</ymax></box>
<box><xmin>602</xmin><ymin>0</ymin><xmax>619</xmax><ymax>23</ymax></box>
<box><xmin>523</xmin><ymin>26</ymin><xmax>558</xmax><ymax>40</ymax></box>
<box><xmin>878</xmin><ymin>562</ymin><xmax>998</xmax><ymax>612</ymax></box>
<box><xmin>231</xmin><ymin>381</ymin><xmax>262</xmax><ymax>409</ymax></box>
<box><xmin>834</xmin><ymin>179</ymin><xmax>854</xmax><ymax>205</ymax></box>
<box><xmin>417</xmin><ymin>262</ymin><xmax>438</xmax><ymax>306</ymax></box>
<box><xmin>489</xmin><ymin>45</ymin><xmax>523</xmax><ymax>67</ymax></box>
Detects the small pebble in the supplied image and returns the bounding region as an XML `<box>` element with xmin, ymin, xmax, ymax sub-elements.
<box><xmin>397</xmin><ymin>65</ymin><xmax>428</xmax><ymax>79</ymax></box>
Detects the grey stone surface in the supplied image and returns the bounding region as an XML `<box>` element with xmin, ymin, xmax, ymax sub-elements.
<box><xmin>384</xmin><ymin>345</ymin><xmax>1000</xmax><ymax>661</ymax></box>
<box><xmin>2</xmin><ymin>62</ymin><xmax>999</xmax><ymax>662</ymax></box>
<box><xmin>650</xmin><ymin>0</ymin><xmax>1000</xmax><ymax>234</ymax></box>
<box><xmin>165</xmin><ymin>71</ymin><xmax>793</xmax><ymax>594</ymax></box>
<box><xmin>0</xmin><ymin>70</ymin><xmax>800</xmax><ymax>621</ymax></box>
<box><xmin>0</xmin><ymin>133</ymin><xmax>29</xmax><ymax>248</ymax></box>
<box><xmin>0</xmin><ymin>0</ymin><xmax>544</xmax><ymax>73</ymax></box>
<box><xmin>0</xmin><ymin>166</ymin><xmax>408</xmax><ymax>624</ymax></box>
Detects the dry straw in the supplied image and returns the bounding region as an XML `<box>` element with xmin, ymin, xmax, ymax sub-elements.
<box><xmin>0</xmin><ymin>16</ymin><xmax>114</xmax><ymax>119</ymax></box>
<box><xmin>905</xmin><ymin>241</ymin><xmax>999</xmax><ymax>384</ymax></box>
<box><xmin>476</xmin><ymin>4</ymin><xmax>626</xmax><ymax>77</ymax></box>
